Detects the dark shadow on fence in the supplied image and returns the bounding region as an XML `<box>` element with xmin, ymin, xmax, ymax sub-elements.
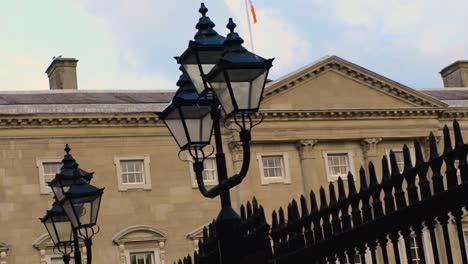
<box><xmin>176</xmin><ymin>119</ymin><xmax>468</xmax><ymax>264</ymax></box>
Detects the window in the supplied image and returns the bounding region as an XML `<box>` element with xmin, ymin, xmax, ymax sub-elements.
<box><xmin>189</xmin><ymin>157</ymin><xmax>218</xmax><ymax>188</ymax></box>
<box><xmin>322</xmin><ymin>150</ymin><xmax>355</xmax><ymax>181</ymax></box>
<box><xmin>114</xmin><ymin>155</ymin><xmax>152</xmax><ymax>191</ymax></box>
<box><xmin>256</xmin><ymin>152</ymin><xmax>291</xmax><ymax>185</ymax></box>
<box><xmin>130</xmin><ymin>252</ymin><xmax>154</xmax><ymax>264</ymax></box>
<box><xmin>36</xmin><ymin>158</ymin><xmax>62</xmax><ymax>194</ymax></box>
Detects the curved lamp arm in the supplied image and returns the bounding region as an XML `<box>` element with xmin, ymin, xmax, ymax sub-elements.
<box><xmin>193</xmin><ymin>130</ymin><xmax>251</xmax><ymax>198</ymax></box>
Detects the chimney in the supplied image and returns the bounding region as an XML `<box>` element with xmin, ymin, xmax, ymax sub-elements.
<box><xmin>45</xmin><ymin>57</ymin><xmax>78</xmax><ymax>90</ymax></box>
<box><xmin>440</xmin><ymin>60</ymin><xmax>468</xmax><ymax>88</ymax></box>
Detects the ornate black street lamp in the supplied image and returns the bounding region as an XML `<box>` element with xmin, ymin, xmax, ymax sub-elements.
<box><xmin>60</xmin><ymin>178</ymin><xmax>104</xmax><ymax>264</ymax></box>
<box><xmin>40</xmin><ymin>202</ymin><xmax>74</xmax><ymax>264</ymax></box>
<box><xmin>160</xmin><ymin>71</ymin><xmax>214</xmax><ymax>152</ymax></box>
<box><xmin>41</xmin><ymin>145</ymin><xmax>104</xmax><ymax>264</ymax></box>
<box><xmin>160</xmin><ymin>3</ymin><xmax>273</xmax><ymax>264</ymax></box>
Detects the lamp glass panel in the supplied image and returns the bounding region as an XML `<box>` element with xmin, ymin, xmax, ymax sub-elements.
<box><xmin>44</xmin><ymin>218</ymin><xmax>60</xmax><ymax>244</ymax></box>
<box><xmin>54</xmin><ymin>218</ymin><xmax>73</xmax><ymax>243</ymax></box>
<box><xmin>181</xmin><ymin>104</ymin><xmax>212</xmax><ymax>147</ymax></box>
<box><xmin>62</xmin><ymin>199</ymin><xmax>79</xmax><ymax>228</ymax></box>
<box><xmin>50</xmin><ymin>182</ymin><xmax>66</xmax><ymax>201</ymax></box>
<box><xmin>209</xmin><ymin>73</ymin><xmax>234</xmax><ymax>115</ymax></box>
<box><xmin>183</xmin><ymin>64</ymin><xmax>215</xmax><ymax>94</ymax></box>
<box><xmin>228</xmin><ymin>70</ymin><xmax>267</xmax><ymax>111</ymax></box>
<box><xmin>184</xmin><ymin>111</ymin><xmax>213</xmax><ymax>146</ymax></box>
<box><xmin>165</xmin><ymin>119</ymin><xmax>188</xmax><ymax>149</ymax></box>
<box><xmin>90</xmin><ymin>194</ymin><xmax>102</xmax><ymax>226</ymax></box>
<box><xmin>164</xmin><ymin>107</ymin><xmax>188</xmax><ymax>149</ymax></box>
<box><xmin>72</xmin><ymin>193</ymin><xmax>100</xmax><ymax>226</ymax></box>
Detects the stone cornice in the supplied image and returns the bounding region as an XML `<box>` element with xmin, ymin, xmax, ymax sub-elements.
<box><xmin>255</xmin><ymin>108</ymin><xmax>444</xmax><ymax>121</ymax></box>
<box><xmin>263</xmin><ymin>56</ymin><xmax>446</xmax><ymax>108</ymax></box>
<box><xmin>0</xmin><ymin>108</ymin><xmax>467</xmax><ymax>129</ymax></box>
<box><xmin>0</xmin><ymin>114</ymin><xmax>163</xmax><ymax>128</ymax></box>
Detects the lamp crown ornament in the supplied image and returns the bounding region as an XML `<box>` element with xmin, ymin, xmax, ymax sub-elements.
<box><xmin>192</xmin><ymin>3</ymin><xmax>225</xmax><ymax>45</ymax></box>
<box><xmin>58</xmin><ymin>145</ymin><xmax>93</xmax><ymax>182</ymax></box>
<box><xmin>224</xmin><ymin>18</ymin><xmax>246</xmax><ymax>53</ymax></box>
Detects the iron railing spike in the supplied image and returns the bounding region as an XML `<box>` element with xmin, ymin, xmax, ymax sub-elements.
<box><xmin>300</xmin><ymin>195</ymin><xmax>309</xmax><ymax>217</ymax></box>
<box><xmin>310</xmin><ymin>190</ymin><xmax>319</xmax><ymax>213</ymax></box>
<box><xmin>347</xmin><ymin>172</ymin><xmax>357</xmax><ymax>195</ymax></box>
<box><xmin>369</xmin><ymin>162</ymin><xmax>378</xmax><ymax>187</ymax></box>
<box><xmin>454</xmin><ymin>119</ymin><xmax>465</xmax><ymax>147</ymax></box>
<box><xmin>414</xmin><ymin>140</ymin><xmax>424</xmax><ymax>166</ymax></box>
<box><xmin>338</xmin><ymin>177</ymin><xmax>346</xmax><ymax>200</ymax></box>
<box><xmin>443</xmin><ymin>125</ymin><xmax>453</xmax><ymax>154</ymax></box>
<box><xmin>329</xmin><ymin>182</ymin><xmax>337</xmax><ymax>205</ymax></box>
<box><xmin>320</xmin><ymin>186</ymin><xmax>328</xmax><ymax>210</ymax></box>
<box><xmin>360</xmin><ymin>166</ymin><xmax>368</xmax><ymax>192</ymax></box>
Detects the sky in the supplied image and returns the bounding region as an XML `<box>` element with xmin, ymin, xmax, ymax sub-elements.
<box><xmin>0</xmin><ymin>0</ymin><xmax>467</xmax><ymax>91</ymax></box>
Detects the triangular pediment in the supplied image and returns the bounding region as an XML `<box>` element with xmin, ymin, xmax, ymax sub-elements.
<box><xmin>262</xmin><ymin>56</ymin><xmax>446</xmax><ymax>111</ymax></box>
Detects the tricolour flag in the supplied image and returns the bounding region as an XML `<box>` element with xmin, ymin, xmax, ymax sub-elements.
<box><xmin>249</xmin><ymin>0</ymin><xmax>257</xmax><ymax>24</ymax></box>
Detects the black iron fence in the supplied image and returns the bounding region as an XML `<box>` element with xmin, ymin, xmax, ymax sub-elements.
<box><xmin>176</xmin><ymin>120</ymin><xmax>468</xmax><ymax>264</ymax></box>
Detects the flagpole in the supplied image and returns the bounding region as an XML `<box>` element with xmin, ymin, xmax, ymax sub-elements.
<box><xmin>244</xmin><ymin>0</ymin><xmax>255</xmax><ymax>52</ymax></box>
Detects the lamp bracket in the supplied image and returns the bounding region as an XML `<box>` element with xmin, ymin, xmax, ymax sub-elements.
<box><xmin>78</xmin><ymin>225</ymin><xmax>100</xmax><ymax>240</ymax></box>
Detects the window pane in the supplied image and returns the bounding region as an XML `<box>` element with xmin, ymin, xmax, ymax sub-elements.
<box><xmin>202</xmin><ymin>158</ymin><xmax>217</xmax><ymax>183</ymax></box>
<box><xmin>130</xmin><ymin>252</ymin><xmax>154</xmax><ymax>264</ymax></box>
<box><xmin>327</xmin><ymin>154</ymin><xmax>350</xmax><ymax>178</ymax></box>
<box><xmin>261</xmin><ymin>155</ymin><xmax>284</xmax><ymax>178</ymax></box>
<box><xmin>393</xmin><ymin>151</ymin><xmax>405</xmax><ymax>172</ymax></box>
<box><xmin>43</xmin><ymin>162</ymin><xmax>62</xmax><ymax>183</ymax></box>
<box><xmin>121</xmin><ymin>160</ymin><xmax>145</xmax><ymax>184</ymax></box>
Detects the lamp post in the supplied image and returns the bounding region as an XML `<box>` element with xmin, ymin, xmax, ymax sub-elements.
<box><xmin>160</xmin><ymin>3</ymin><xmax>273</xmax><ymax>264</ymax></box>
<box><xmin>42</xmin><ymin>145</ymin><xmax>104</xmax><ymax>264</ymax></box>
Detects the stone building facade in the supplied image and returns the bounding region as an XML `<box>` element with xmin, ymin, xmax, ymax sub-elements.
<box><xmin>0</xmin><ymin>56</ymin><xmax>467</xmax><ymax>263</ymax></box>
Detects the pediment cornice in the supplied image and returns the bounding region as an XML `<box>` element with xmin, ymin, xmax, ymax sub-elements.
<box><xmin>264</xmin><ymin>56</ymin><xmax>446</xmax><ymax>108</ymax></box>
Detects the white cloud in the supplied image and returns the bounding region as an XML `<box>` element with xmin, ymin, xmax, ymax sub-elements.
<box><xmin>223</xmin><ymin>0</ymin><xmax>311</xmax><ymax>76</ymax></box>
<box><xmin>319</xmin><ymin>0</ymin><xmax>468</xmax><ymax>58</ymax></box>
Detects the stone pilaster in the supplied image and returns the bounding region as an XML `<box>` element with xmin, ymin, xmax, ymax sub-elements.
<box><xmin>228</xmin><ymin>141</ymin><xmax>243</xmax><ymax>209</ymax></box>
<box><xmin>360</xmin><ymin>138</ymin><xmax>382</xmax><ymax>168</ymax></box>
<box><xmin>296</xmin><ymin>140</ymin><xmax>319</xmax><ymax>195</ymax></box>
<box><xmin>39</xmin><ymin>249</ymin><xmax>47</xmax><ymax>264</ymax></box>
<box><xmin>159</xmin><ymin>241</ymin><xmax>166</xmax><ymax>264</ymax></box>
<box><xmin>118</xmin><ymin>244</ymin><xmax>126</xmax><ymax>264</ymax></box>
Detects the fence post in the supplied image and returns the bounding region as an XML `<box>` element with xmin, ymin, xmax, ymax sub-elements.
<box><xmin>216</xmin><ymin>207</ymin><xmax>242</xmax><ymax>264</ymax></box>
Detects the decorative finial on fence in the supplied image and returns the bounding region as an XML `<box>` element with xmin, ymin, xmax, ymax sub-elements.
<box><xmin>403</xmin><ymin>144</ymin><xmax>413</xmax><ymax>172</ymax></box>
<box><xmin>240</xmin><ymin>204</ymin><xmax>246</xmax><ymax>221</ymax></box>
<box><xmin>252</xmin><ymin>197</ymin><xmax>259</xmax><ymax>214</ymax></box>
<box><xmin>347</xmin><ymin>172</ymin><xmax>357</xmax><ymax>196</ymax></box>
<box><xmin>329</xmin><ymin>182</ymin><xmax>338</xmax><ymax>206</ymax></box>
<box><xmin>319</xmin><ymin>186</ymin><xmax>328</xmax><ymax>210</ymax></box>
<box><xmin>443</xmin><ymin>125</ymin><xmax>453</xmax><ymax>154</ymax></box>
<box><xmin>368</xmin><ymin>162</ymin><xmax>378</xmax><ymax>187</ymax></box>
<box><xmin>272</xmin><ymin>210</ymin><xmax>278</xmax><ymax>228</ymax></box>
<box><xmin>292</xmin><ymin>199</ymin><xmax>300</xmax><ymax>222</ymax></box>
<box><xmin>454</xmin><ymin>119</ymin><xmax>465</xmax><ymax>147</ymax></box>
<box><xmin>310</xmin><ymin>190</ymin><xmax>319</xmax><ymax>213</ymax></box>
<box><xmin>337</xmin><ymin>177</ymin><xmax>346</xmax><ymax>201</ymax></box>
<box><xmin>300</xmin><ymin>195</ymin><xmax>309</xmax><ymax>217</ymax></box>
<box><xmin>429</xmin><ymin>132</ymin><xmax>440</xmax><ymax>160</ymax></box>
<box><xmin>278</xmin><ymin>207</ymin><xmax>285</xmax><ymax>227</ymax></box>
<box><xmin>359</xmin><ymin>166</ymin><xmax>368</xmax><ymax>192</ymax></box>
<box><xmin>246</xmin><ymin>201</ymin><xmax>253</xmax><ymax>218</ymax></box>
<box><xmin>414</xmin><ymin>140</ymin><xmax>425</xmax><ymax>167</ymax></box>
